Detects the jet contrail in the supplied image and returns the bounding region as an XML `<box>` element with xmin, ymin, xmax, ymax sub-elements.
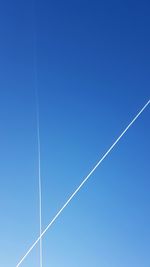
<box><xmin>35</xmin><ymin>91</ymin><xmax>43</xmax><ymax>267</ymax></box>
<box><xmin>16</xmin><ymin>99</ymin><xmax>150</xmax><ymax>267</ymax></box>
<box><xmin>33</xmin><ymin>22</ymin><xmax>43</xmax><ymax>267</ymax></box>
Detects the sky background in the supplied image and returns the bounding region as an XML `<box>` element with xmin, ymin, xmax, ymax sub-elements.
<box><xmin>0</xmin><ymin>0</ymin><xmax>150</xmax><ymax>266</ymax></box>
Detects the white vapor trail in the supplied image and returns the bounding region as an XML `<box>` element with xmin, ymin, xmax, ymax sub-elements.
<box><xmin>35</xmin><ymin>92</ymin><xmax>43</xmax><ymax>267</ymax></box>
<box><xmin>16</xmin><ymin>99</ymin><xmax>150</xmax><ymax>267</ymax></box>
<box><xmin>33</xmin><ymin>20</ymin><xmax>43</xmax><ymax>266</ymax></box>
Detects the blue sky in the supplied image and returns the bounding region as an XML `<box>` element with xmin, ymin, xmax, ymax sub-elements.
<box><xmin>0</xmin><ymin>0</ymin><xmax>150</xmax><ymax>266</ymax></box>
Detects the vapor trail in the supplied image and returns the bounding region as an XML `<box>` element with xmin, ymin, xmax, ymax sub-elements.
<box><xmin>33</xmin><ymin>17</ymin><xmax>43</xmax><ymax>266</ymax></box>
<box><xmin>16</xmin><ymin>99</ymin><xmax>150</xmax><ymax>267</ymax></box>
<box><xmin>35</xmin><ymin>91</ymin><xmax>43</xmax><ymax>267</ymax></box>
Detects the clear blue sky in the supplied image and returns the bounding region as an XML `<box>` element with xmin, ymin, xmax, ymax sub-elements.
<box><xmin>0</xmin><ymin>0</ymin><xmax>150</xmax><ymax>266</ymax></box>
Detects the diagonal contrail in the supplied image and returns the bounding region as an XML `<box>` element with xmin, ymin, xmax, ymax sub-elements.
<box><xmin>16</xmin><ymin>99</ymin><xmax>150</xmax><ymax>267</ymax></box>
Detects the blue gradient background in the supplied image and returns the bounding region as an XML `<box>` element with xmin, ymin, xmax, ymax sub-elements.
<box><xmin>0</xmin><ymin>0</ymin><xmax>150</xmax><ymax>266</ymax></box>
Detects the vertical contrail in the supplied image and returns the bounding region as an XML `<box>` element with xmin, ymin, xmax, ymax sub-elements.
<box><xmin>16</xmin><ymin>99</ymin><xmax>150</xmax><ymax>267</ymax></box>
<box><xmin>35</xmin><ymin>90</ymin><xmax>43</xmax><ymax>267</ymax></box>
<box><xmin>33</xmin><ymin>1</ymin><xmax>43</xmax><ymax>266</ymax></box>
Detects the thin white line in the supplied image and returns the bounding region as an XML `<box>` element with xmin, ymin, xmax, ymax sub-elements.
<box><xmin>33</xmin><ymin>12</ymin><xmax>43</xmax><ymax>266</ymax></box>
<box><xmin>16</xmin><ymin>99</ymin><xmax>150</xmax><ymax>267</ymax></box>
<box><xmin>36</xmin><ymin>93</ymin><xmax>43</xmax><ymax>267</ymax></box>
